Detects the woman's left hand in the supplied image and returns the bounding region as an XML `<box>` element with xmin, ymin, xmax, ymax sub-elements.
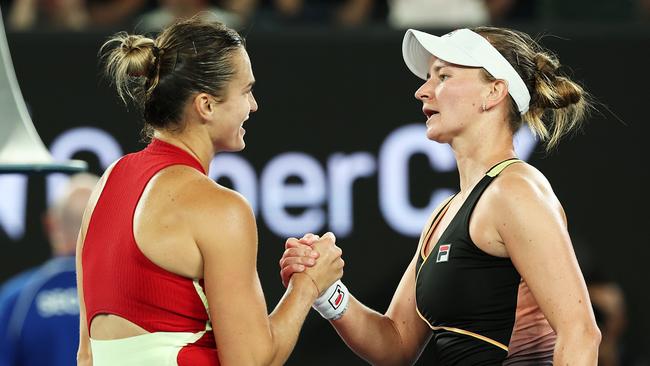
<box><xmin>279</xmin><ymin>233</ymin><xmax>320</xmax><ymax>287</ymax></box>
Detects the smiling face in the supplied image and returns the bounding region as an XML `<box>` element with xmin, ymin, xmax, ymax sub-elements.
<box><xmin>209</xmin><ymin>47</ymin><xmax>258</xmax><ymax>152</ymax></box>
<box><xmin>415</xmin><ymin>56</ymin><xmax>491</xmax><ymax>144</ymax></box>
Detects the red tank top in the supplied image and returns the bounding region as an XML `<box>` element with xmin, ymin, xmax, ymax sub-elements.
<box><xmin>82</xmin><ymin>139</ymin><xmax>218</xmax><ymax>362</ymax></box>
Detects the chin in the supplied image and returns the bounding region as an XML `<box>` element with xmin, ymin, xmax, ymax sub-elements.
<box><xmin>233</xmin><ymin>140</ymin><xmax>246</xmax><ymax>151</ymax></box>
<box><xmin>226</xmin><ymin>144</ymin><xmax>245</xmax><ymax>152</ymax></box>
<box><xmin>426</xmin><ymin>132</ymin><xmax>452</xmax><ymax>146</ymax></box>
<box><xmin>426</xmin><ymin>129</ymin><xmax>442</xmax><ymax>142</ymax></box>
<box><xmin>217</xmin><ymin>140</ymin><xmax>246</xmax><ymax>153</ymax></box>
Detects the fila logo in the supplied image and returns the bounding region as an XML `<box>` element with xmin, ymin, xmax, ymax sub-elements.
<box><xmin>328</xmin><ymin>284</ymin><xmax>345</xmax><ymax>309</ymax></box>
<box><xmin>436</xmin><ymin>244</ymin><xmax>451</xmax><ymax>263</ymax></box>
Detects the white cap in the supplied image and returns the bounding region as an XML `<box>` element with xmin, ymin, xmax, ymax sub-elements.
<box><xmin>402</xmin><ymin>28</ymin><xmax>530</xmax><ymax>114</ymax></box>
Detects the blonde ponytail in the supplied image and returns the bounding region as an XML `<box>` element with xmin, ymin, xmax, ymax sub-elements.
<box><xmin>473</xmin><ymin>27</ymin><xmax>594</xmax><ymax>152</ymax></box>
<box><xmin>524</xmin><ymin>52</ymin><xmax>591</xmax><ymax>150</ymax></box>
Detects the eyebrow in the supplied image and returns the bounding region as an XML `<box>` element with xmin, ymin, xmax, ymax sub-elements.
<box><xmin>432</xmin><ymin>64</ymin><xmax>449</xmax><ymax>73</ymax></box>
<box><xmin>427</xmin><ymin>63</ymin><xmax>450</xmax><ymax>79</ymax></box>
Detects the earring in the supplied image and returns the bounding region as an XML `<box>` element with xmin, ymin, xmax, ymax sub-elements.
<box><xmin>482</xmin><ymin>102</ymin><xmax>487</xmax><ymax>112</ymax></box>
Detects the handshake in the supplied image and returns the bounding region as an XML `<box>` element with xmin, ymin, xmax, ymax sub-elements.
<box><xmin>279</xmin><ymin>233</ymin><xmax>348</xmax><ymax>320</ymax></box>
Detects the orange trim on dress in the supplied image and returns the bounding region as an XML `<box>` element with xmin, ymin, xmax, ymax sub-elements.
<box><xmin>414</xmin><ymin>304</ymin><xmax>508</xmax><ymax>351</ymax></box>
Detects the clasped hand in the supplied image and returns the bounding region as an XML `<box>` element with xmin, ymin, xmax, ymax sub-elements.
<box><xmin>279</xmin><ymin>232</ymin><xmax>344</xmax><ymax>296</ymax></box>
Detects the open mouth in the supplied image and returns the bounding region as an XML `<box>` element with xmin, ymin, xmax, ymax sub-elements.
<box><xmin>422</xmin><ymin>107</ymin><xmax>439</xmax><ymax>119</ymax></box>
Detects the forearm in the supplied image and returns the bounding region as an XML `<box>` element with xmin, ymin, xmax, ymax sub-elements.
<box><xmin>266</xmin><ymin>273</ymin><xmax>318</xmax><ymax>365</ymax></box>
<box><xmin>77</xmin><ymin>332</ymin><xmax>92</xmax><ymax>366</ymax></box>
<box><xmin>77</xmin><ymin>334</ymin><xmax>92</xmax><ymax>366</ymax></box>
<box><xmin>553</xmin><ymin>326</ymin><xmax>601</xmax><ymax>365</ymax></box>
<box><xmin>330</xmin><ymin>297</ymin><xmax>410</xmax><ymax>366</ymax></box>
<box><xmin>77</xmin><ymin>353</ymin><xmax>92</xmax><ymax>366</ymax></box>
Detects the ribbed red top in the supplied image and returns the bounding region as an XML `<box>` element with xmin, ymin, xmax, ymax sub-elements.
<box><xmin>82</xmin><ymin>139</ymin><xmax>211</xmax><ymax>334</ymax></box>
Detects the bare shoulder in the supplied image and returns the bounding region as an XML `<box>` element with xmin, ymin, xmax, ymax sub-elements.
<box><xmin>152</xmin><ymin>166</ymin><xmax>257</xmax><ymax>251</ymax></box>
<box><xmin>156</xmin><ymin>165</ymin><xmax>254</xmax><ymax>222</ymax></box>
<box><xmin>489</xmin><ymin>162</ymin><xmax>557</xmax><ymax>202</ymax></box>
<box><xmin>484</xmin><ymin>162</ymin><xmax>566</xmax><ymax>226</ymax></box>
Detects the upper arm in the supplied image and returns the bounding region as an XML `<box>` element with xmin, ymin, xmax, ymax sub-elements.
<box><xmin>493</xmin><ymin>174</ymin><xmax>597</xmax><ymax>335</ymax></box>
<box><xmin>190</xmin><ymin>184</ymin><xmax>272</xmax><ymax>365</ymax></box>
<box><xmin>384</xmin><ymin>253</ymin><xmax>432</xmax><ymax>363</ymax></box>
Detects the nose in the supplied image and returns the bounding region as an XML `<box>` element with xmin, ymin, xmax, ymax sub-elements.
<box><xmin>414</xmin><ymin>79</ymin><xmax>433</xmax><ymax>101</ymax></box>
<box><xmin>249</xmin><ymin>92</ymin><xmax>258</xmax><ymax>113</ymax></box>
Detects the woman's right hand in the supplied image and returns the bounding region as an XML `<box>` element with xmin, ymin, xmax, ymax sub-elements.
<box><xmin>279</xmin><ymin>233</ymin><xmax>320</xmax><ymax>287</ymax></box>
<box><xmin>281</xmin><ymin>233</ymin><xmax>344</xmax><ymax>295</ymax></box>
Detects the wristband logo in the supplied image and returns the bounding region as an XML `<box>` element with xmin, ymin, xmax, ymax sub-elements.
<box><xmin>436</xmin><ymin>244</ymin><xmax>451</xmax><ymax>263</ymax></box>
<box><xmin>328</xmin><ymin>284</ymin><xmax>345</xmax><ymax>309</ymax></box>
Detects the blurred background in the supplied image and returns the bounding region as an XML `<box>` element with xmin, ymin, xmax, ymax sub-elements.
<box><xmin>0</xmin><ymin>0</ymin><xmax>649</xmax><ymax>365</ymax></box>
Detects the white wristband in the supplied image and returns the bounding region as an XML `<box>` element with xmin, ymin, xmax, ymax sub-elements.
<box><xmin>312</xmin><ymin>280</ymin><xmax>349</xmax><ymax>320</ymax></box>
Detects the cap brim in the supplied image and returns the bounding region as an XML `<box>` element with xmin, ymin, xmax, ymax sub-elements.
<box><xmin>402</xmin><ymin>29</ymin><xmax>482</xmax><ymax>80</ymax></box>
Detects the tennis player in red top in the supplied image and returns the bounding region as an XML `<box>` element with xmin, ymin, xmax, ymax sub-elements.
<box><xmin>76</xmin><ymin>13</ymin><xmax>344</xmax><ymax>366</ymax></box>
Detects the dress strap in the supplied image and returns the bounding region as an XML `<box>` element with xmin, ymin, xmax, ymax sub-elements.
<box><xmin>486</xmin><ymin>158</ymin><xmax>522</xmax><ymax>177</ymax></box>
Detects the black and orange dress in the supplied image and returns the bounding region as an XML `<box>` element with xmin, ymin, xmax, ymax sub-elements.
<box><xmin>416</xmin><ymin>159</ymin><xmax>556</xmax><ymax>365</ymax></box>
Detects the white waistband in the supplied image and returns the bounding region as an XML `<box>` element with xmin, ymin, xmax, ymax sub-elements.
<box><xmin>90</xmin><ymin>330</ymin><xmax>206</xmax><ymax>366</ymax></box>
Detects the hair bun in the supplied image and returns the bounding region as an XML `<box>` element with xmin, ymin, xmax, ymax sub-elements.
<box><xmin>100</xmin><ymin>32</ymin><xmax>156</xmax><ymax>103</ymax></box>
<box><xmin>533</xmin><ymin>52</ymin><xmax>559</xmax><ymax>76</ymax></box>
<box><xmin>553</xmin><ymin>77</ymin><xmax>582</xmax><ymax>108</ymax></box>
<box><xmin>120</xmin><ymin>35</ymin><xmax>137</xmax><ymax>52</ymax></box>
<box><xmin>119</xmin><ymin>35</ymin><xmax>156</xmax><ymax>77</ymax></box>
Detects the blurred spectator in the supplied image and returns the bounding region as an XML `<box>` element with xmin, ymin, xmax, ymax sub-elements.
<box><xmin>137</xmin><ymin>0</ymin><xmax>256</xmax><ymax>32</ymax></box>
<box><xmin>220</xmin><ymin>0</ymin><xmax>258</xmax><ymax>23</ymax></box>
<box><xmin>589</xmin><ymin>275</ymin><xmax>627</xmax><ymax>366</ymax></box>
<box><xmin>86</xmin><ymin>0</ymin><xmax>151</xmax><ymax>29</ymax></box>
<box><xmin>387</xmin><ymin>0</ymin><xmax>518</xmax><ymax>29</ymax></box>
<box><xmin>7</xmin><ymin>0</ymin><xmax>150</xmax><ymax>31</ymax></box>
<box><xmin>257</xmin><ymin>0</ymin><xmax>378</xmax><ymax>28</ymax></box>
<box><xmin>8</xmin><ymin>0</ymin><xmax>91</xmax><ymax>30</ymax></box>
<box><xmin>0</xmin><ymin>173</ymin><xmax>98</xmax><ymax>366</ymax></box>
<box><xmin>587</xmin><ymin>272</ymin><xmax>649</xmax><ymax>366</ymax></box>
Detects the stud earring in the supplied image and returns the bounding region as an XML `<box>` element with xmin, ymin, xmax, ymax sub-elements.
<box><xmin>482</xmin><ymin>102</ymin><xmax>487</xmax><ymax>112</ymax></box>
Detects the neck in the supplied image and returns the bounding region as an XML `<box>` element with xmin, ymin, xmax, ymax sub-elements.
<box><xmin>153</xmin><ymin>129</ymin><xmax>214</xmax><ymax>174</ymax></box>
<box><xmin>450</xmin><ymin>119</ymin><xmax>517</xmax><ymax>195</ymax></box>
